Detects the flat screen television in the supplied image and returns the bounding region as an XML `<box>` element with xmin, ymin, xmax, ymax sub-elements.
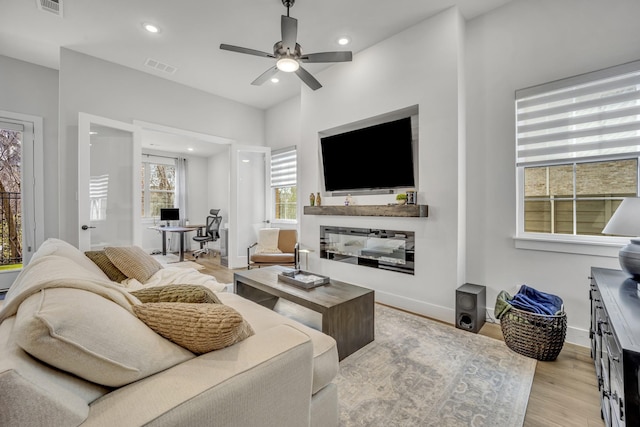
<box><xmin>320</xmin><ymin>117</ymin><xmax>416</xmax><ymax>194</ymax></box>
<box><xmin>160</xmin><ymin>208</ymin><xmax>180</xmax><ymax>223</ymax></box>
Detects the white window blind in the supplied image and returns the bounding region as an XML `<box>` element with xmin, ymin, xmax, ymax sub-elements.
<box><xmin>271</xmin><ymin>146</ymin><xmax>296</xmax><ymax>187</ymax></box>
<box><xmin>516</xmin><ymin>60</ymin><xmax>640</xmax><ymax>167</ymax></box>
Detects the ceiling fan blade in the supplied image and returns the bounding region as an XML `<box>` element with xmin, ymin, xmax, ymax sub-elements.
<box><xmin>300</xmin><ymin>51</ymin><xmax>353</xmax><ymax>63</ymax></box>
<box><xmin>281</xmin><ymin>15</ymin><xmax>298</xmax><ymax>52</ymax></box>
<box><xmin>251</xmin><ymin>66</ymin><xmax>279</xmax><ymax>86</ymax></box>
<box><xmin>295</xmin><ymin>65</ymin><xmax>322</xmax><ymax>91</ymax></box>
<box><xmin>220</xmin><ymin>44</ymin><xmax>275</xmax><ymax>59</ymax></box>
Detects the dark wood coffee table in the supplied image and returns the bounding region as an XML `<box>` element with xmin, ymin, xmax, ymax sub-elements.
<box><xmin>234</xmin><ymin>266</ymin><xmax>374</xmax><ymax>360</ymax></box>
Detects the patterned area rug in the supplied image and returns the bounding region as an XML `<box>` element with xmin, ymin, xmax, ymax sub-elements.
<box><xmin>336</xmin><ymin>304</ymin><xmax>536</xmax><ymax>427</ymax></box>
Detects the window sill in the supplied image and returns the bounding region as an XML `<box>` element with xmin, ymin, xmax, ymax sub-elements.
<box><xmin>514</xmin><ymin>234</ymin><xmax>628</xmax><ymax>257</ymax></box>
<box><xmin>270</xmin><ymin>219</ymin><xmax>298</xmax><ymax>225</ymax></box>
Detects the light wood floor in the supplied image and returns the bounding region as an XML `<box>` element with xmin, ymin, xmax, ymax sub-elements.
<box><xmin>192</xmin><ymin>252</ymin><xmax>604</xmax><ymax>426</ymax></box>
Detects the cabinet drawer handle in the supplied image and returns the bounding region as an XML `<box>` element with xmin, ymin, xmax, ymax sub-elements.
<box><xmin>612</xmin><ymin>356</ymin><xmax>620</xmax><ymax>363</ymax></box>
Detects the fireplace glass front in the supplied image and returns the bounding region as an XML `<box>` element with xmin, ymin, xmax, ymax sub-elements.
<box><xmin>320</xmin><ymin>226</ymin><xmax>414</xmax><ymax>275</ymax></box>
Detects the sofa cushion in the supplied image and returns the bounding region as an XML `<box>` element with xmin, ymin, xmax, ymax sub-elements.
<box><xmin>0</xmin><ymin>316</ymin><xmax>109</xmax><ymax>427</ymax></box>
<box><xmin>133</xmin><ymin>302</ymin><xmax>254</xmax><ymax>354</ymax></box>
<box><xmin>85</xmin><ymin>250</ymin><xmax>128</xmax><ymax>283</ymax></box>
<box><xmin>13</xmin><ymin>288</ymin><xmax>194</xmax><ymax>387</ymax></box>
<box><xmin>30</xmin><ymin>238</ymin><xmax>110</xmax><ymax>281</ymax></box>
<box><xmin>217</xmin><ymin>293</ymin><xmax>338</xmax><ymax>394</ymax></box>
<box><xmin>131</xmin><ymin>284</ymin><xmax>222</xmax><ymax>304</ymax></box>
<box><xmin>104</xmin><ymin>246</ymin><xmax>163</xmax><ymax>283</ymax></box>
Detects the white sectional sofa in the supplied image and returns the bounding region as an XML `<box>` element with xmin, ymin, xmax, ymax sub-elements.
<box><xmin>0</xmin><ymin>239</ymin><xmax>339</xmax><ymax>426</ymax></box>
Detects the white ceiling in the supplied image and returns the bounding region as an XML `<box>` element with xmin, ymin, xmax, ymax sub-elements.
<box><xmin>1</xmin><ymin>0</ymin><xmax>512</xmax><ymax>111</ymax></box>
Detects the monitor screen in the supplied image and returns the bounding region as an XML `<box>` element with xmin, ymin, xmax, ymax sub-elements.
<box><xmin>160</xmin><ymin>208</ymin><xmax>180</xmax><ymax>221</ymax></box>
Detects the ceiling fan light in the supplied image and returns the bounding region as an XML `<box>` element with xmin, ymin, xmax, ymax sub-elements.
<box><xmin>277</xmin><ymin>57</ymin><xmax>299</xmax><ymax>72</ymax></box>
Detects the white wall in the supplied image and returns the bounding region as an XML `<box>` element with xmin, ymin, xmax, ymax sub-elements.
<box><xmin>0</xmin><ymin>55</ymin><xmax>59</xmax><ymax>239</ymax></box>
<box><xmin>265</xmin><ymin>96</ymin><xmax>301</xmax><ymax>151</ymax></box>
<box><xmin>465</xmin><ymin>0</ymin><xmax>640</xmax><ymax>345</ymax></box>
<box><xmin>293</xmin><ymin>8</ymin><xmax>466</xmax><ymax>322</ymax></box>
<box><xmin>58</xmin><ymin>48</ymin><xmax>265</xmax><ymax>246</ymax></box>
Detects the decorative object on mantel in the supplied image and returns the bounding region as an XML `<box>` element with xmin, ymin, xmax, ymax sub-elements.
<box><xmin>344</xmin><ymin>194</ymin><xmax>352</xmax><ymax>206</ymax></box>
<box><xmin>395</xmin><ymin>193</ymin><xmax>407</xmax><ymax>205</ymax></box>
<box><xmin>316</xmin><ymin>192</ymin><xmax>322</xmax><ymax>206</ymax></box>
<box><xmin>304</xmin><ymin>204</ymin><xmax>428</xmax><ymax>218</ymax></box>
<box><xmin>602</xmin><ymin>197</ymin><xmax>640</xmax><ymax>280</ymax></box>
<box><xmin>406</xmin><ymin>190</ymin><xmax>416</xmax><ymax>205</ymax></box>
<box><xmin>309</xmin><ymin>193</ymin><xmax>315</xmax><ymax>206</ymax></box>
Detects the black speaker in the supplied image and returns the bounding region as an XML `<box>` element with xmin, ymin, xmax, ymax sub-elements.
<box><xmin>455</xmin><ymin>283</ymin><xmax>486</xmax><ymax>333</ymax></box>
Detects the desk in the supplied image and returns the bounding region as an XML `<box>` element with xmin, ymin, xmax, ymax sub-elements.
<box><xmin>152</xmin><ymin>226</ymin><xmax>200</xmax><ymax>262</ymax></box>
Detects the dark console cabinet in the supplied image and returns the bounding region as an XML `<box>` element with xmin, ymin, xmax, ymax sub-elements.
<box><xmin>590</xmin><ymin>267</ymin><xmax>640</xmax><ymax>427</ymax></box>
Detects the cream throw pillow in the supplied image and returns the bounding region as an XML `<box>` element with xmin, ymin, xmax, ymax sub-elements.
<box><xmin>255</xmin><ymin>228</ymin><xmax>282</xmax><ymax>254</ymax></box>
<box><xmin>104</xmin><ymin>246</ymin><xmax>163</xmax><ymax>283</ymax></box>
<box><xmin>13</xmin><ymin>288</ymin><xmax>194</xmax><ymax>387</ymax></box>
<box><xmin>133</xmin><ymin>302</ymin><xmax>254</xmax><ymax>354</ymax></box>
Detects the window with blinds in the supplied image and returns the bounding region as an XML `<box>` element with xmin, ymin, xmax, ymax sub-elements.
<box><xmin>271</xmin><ymin>147</ymin><xmax>297</xmax><ymax>221</ymax></box>
<box><xmin>516</xmin><ymin>60</ymin><xmax>640</xmax><ymax>237</ymax></box>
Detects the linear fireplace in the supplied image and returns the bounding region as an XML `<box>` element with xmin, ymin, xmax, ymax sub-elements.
<box><xmin>320</xmin><ymin>226</ymin><xmax>415</xmax><ymax>275</ymax></box>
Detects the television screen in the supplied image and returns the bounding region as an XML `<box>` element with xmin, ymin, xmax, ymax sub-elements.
<box><xmin>320</xmin><ymin>117</ymin><xmax>415</xmax><ymax>193</ymax></box>
<box><xmin>160</xmin><ymin>208</ymin><xmax>180</xmax><ymax>221</ymax></box>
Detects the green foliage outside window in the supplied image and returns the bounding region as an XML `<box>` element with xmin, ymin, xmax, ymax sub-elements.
<box><xmin>274</xmin><ymin>186</ymin><xmax>297</xmax><ymax>220</ymax></box>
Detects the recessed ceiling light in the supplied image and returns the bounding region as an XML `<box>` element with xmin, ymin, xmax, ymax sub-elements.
<box><xmin>187</xmin><ymin>147</ymin><xmax>194</xmax><ymax>151</ymax></box>
<box><xmin>271</xmin><ymin>77</ymin><xmax>279</xmax><ymax>83</ymax></box>
<box><xmin>89</xmin><ymin>131</ymin><xmax>98</xmax><ymax>135</ymax></box>
<box><xmin>242</xmin><ymin>159</ymin><xmax>250</xmax><ymax>163</ymax></box>
<box><xmin>143</xmin><ymin>23</ymin><xmax>160</xmax><ymax>34</ymax></box>
<box><xmin>337</xmin><ymin>36</ymin><xmax>351</xmax><ymax>46</ymax></box>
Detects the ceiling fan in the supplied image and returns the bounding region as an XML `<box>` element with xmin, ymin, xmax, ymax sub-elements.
<box><xmin>220</xmin><ymin>0</ymin><xmax>352</xmax><ymax>91</ymax></box>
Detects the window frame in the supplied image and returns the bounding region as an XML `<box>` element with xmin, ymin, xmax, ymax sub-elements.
<box><xmin>270</xmin><ymin>146</ymin><xmax>297</xmax><ymax>224</ymax></box>
<box><xmin>141</xmin><ymin>156</ymin><xmax>177</xmax><ymax>218</ymax></box>
<box><xmin>514</xmin><ymin>60</ymin><xmax>640</xmax><ymax>255</ymax></box>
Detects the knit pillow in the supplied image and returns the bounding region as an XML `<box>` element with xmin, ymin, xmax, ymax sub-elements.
<box><xmin>133</xmin><ymin>303</ymin><xmax>254</xmax><ymax>354</ymax></box>
<box><xmin>104</xmin><ymin>246</ymin><xmax>163</xmax><ymax>283</ymax></box>
<box><xmin>131</xmin><ymin>285</ymin><xmax>222</xmax><ymax>304</ymax></box>
<box><xmin>85</xmin><ymin>250</ymin><xmax>128</xmax><ymax>283</ymax></box>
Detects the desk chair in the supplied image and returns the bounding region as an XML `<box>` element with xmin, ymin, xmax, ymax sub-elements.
<box><xmin>192</xmin><ymin>209</ymin><xmax>222</xmax><ymax>259</ymax></box>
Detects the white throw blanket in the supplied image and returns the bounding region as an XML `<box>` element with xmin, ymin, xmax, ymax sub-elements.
<box><xmin>0</xmin><ymin>254</ymin><xmax>139</xmax><ymax>322</ymax></box>
<box><xmin>121</xmin><ymin>267</ymin><xmax>228</xmax><ymax>293</ymax></box>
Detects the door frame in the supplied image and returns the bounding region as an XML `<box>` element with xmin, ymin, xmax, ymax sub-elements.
<box><xmin>78</xmin><ymin>112</ymin><xmax>141</xmax><ymax>251</ymax></box>
<box><xmin>228</xmin><ymin>144</ymin><xmax>271</xmax><ymax>269</ymax></box>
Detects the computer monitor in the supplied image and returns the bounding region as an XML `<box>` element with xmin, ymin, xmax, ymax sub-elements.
<box><xmin>160</xmin><ymin>208</ymin><xmax>179</xmax><ymax>226</ymax></box>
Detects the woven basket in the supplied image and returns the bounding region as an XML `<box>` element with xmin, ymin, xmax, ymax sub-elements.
<box><xmin>500</xmin><ymin>307</ymin><xmax>567</xmax><ymax>361</ymax></box>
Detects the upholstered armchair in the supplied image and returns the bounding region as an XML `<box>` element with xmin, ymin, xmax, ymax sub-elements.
<box><xmin>247</xmin><ymin>228</ymin><xmax>299</xmax><ymax>270</ymax></box>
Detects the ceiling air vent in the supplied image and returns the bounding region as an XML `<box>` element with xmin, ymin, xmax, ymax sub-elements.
<box><xmin>144</xmin><ymin>58</ymin><xmax>177</xmax><ymax>75</ymax></box>
<box><xmin>36</xmin><ymin>0</ymin><xmax>63</xmax><ymax>17</ymax></box>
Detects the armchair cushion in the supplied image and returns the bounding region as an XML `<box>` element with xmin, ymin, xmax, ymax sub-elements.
<box><xmin>250</xmin><ymin>253</ymin><xmax>296</xmax><ymax>264</ymax></box>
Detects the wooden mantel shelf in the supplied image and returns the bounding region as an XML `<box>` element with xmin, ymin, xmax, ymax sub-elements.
<box><xmin>303</xmin><ymin>204</ymin><xmax>428</xmax><ymax>218</ymax></box>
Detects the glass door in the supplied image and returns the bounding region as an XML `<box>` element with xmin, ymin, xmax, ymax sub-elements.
<box><xmin>0</xmin><ymin>112</ymin><xmax>44</xmax><ymax>290</ymax></box>
<box><xmin>78</xmin><ymin>113</ymin><xmax>141</xmax><ymax>251</ymax></box>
